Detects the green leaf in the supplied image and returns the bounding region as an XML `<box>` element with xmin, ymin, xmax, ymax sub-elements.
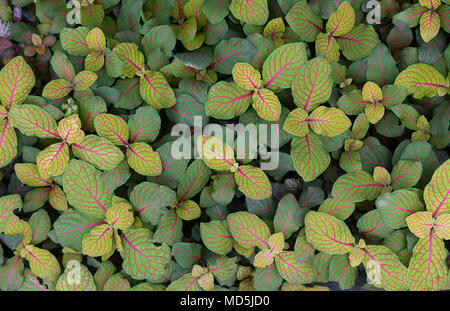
<box><xmin>37</xmin><ymin>142</ymin><xmax>70</xmax><ymax>179</ymax></box>
<box><xmin>424</xmin><ymin>159</ymin><xmax>450</xmax><ymax>217</ymax></box>
<box><xmin>292</xmin><ymin>57</ymin><xmax>333</xmax><ymax>112</ymax></box>
<box><xmin>253</xmin><ymin>265</ymin><xmax>283</xmax><ymax>291</ymax></box>
<box><xmin>273</xmin><ymin>193</ymin><xmax>301</xmax><ymax>238</ymax></box>
<box><xmin>139</xmin><ymin>71</ymin><xmax>176</xmax><ymax>109</ymax></box>
<box><xmin>362</xmin><ymin>245</ymin><xmax>408</xmax><ymax>290</ymax></box>
<box><xmin>200</xmin><ymin>220</ymin><xmax>233</xmax><ymax>255</ymax></box>
<box><xmin>60</xmin><ymin>27</ymin><xmax>90</xmax><ymax>56</ymax></box>
<box><xmin>0</xmin><ymin>119</ymin><xmax>18</xmax><ymax>168</ymax></box>
<box><xmin>407</xmin><ymin>232</ymin><xmax>448</xmax><ymax>291</ymax></box>
<box><xmin>205</xmin><ymin>82</ymin><xmax>252</xmax><ymax>120</ymax></box>
<box><xmin>317</xmin><ymin>198</ymin><xmax>355</xmax><ymax>220</ymax></box>
<box><xmin>262</xmin><ymin>43</ymin><xmax>307</xmax><ymax>90</ymax></box>
<box><xmin>62</xmin><ymin>160</ymin><xmax>111</xmax><ymax>218</ymax></box>
<box><xmin>211</xmin><ymin>38</ymin><xmax>256</xmax><ymax>74</ymax></box>
<box><xmin>229</xmin><ymin>0</ymin><xmax>269</xmax><ymax>25</ymax></box>
<box><xmin>0</xmin><ymin>256</ymin><xmax>24</xmax><ymax>291</ymax></box>
<box><xmin>130</xmin><ymin>182</ymin><xmax>177</xmax><ymax>225</ymax></box>
<box><xmin>94</xmin><ymin>113</ymin><xmax>129</xmax><ymax>146</ymax></box>
<box><xmin>53</xmin><ymin>209</ymin><xmax>102</xmax><ymax>252</ymax></box>
<box><xmin>291</xmin><ymin>132</ymin><xmax>331</xmax><ymax>182</ymax></box>
<box><xmin>153</xmin><ymin>210</ymin><xmax>183</xmax><ymax>246</ymax></box>
<box><xmin>329</xmin><ymin>254</ymin><xmax>357</xmax><ymax>290</ymax></box>
<box><xmin>201</xmin><ymin>0</ymin><xmax>230</xmax><ymax>24</ymax></box>
<box><xmin>332</xmin><ymin>171</ymin><xmax>383</xmax><ymax>202</ymax></box>
<box><xmin>294</xmin><ymin>228</ymin><xmax>315</xmax><ymax>261</ymax></box>
<box><xmin>23</xmin><ymin>245</ymin><xmax>60</xmax><ymax>282</ymax></box>
<box><xmin>56</xmin><ymin>263</ymin><xmax>96</xmax><ymax>291</ymax></box>
<box><xmin>172</xmin><ymin>242</ymin><xmax>202</xmax><ymax>269</ymax></box>
<box><xmin>0</xmin><ymin>56</ymin><xmax>35</xmax><ymax>108</ymax></box>
<box><xmin>235</xmin><ymin>165</ymin><xmax>272</xmax><ymax>200</ymax></box>
<box><xmin>357</xmin><ymin>210</ymin><xmax>394</xmax><ymax>240</ymax></box>
<box><xmin>128</xmin><ymin>106</ymin><xmax>161</xmax><ymax>143</ymax></box>
<box><xmin>305</xmin><ymin>211</ymin><xmax>355</xmax><ymax>254</ymax></box>
<box><xmin>227</xmin><ymin>211</ymin><xmax>270</xmax><ymax>249</ymax></box>
<box><xmin>126</xmin><ymin>142</ymin><xmax>162</xmax><ymax>177</ymax></box>
<box><xmin>9</xmin><ymin>104</ymin><xmax>59</xmax><ymax>139</ymax></box>
<box><xmin>376</xmin><ymin>189</ymin><xmax>425</xmax><ymax>229</ymax></box>
<box><xmin>286</xmin><ymin>1</ymin><xmax>323</xmax><ymax>42</ymax></box>
<box><xmin>395</xmin><ymin>63</ymin><xmax>446</xmax><ymax>99</ymax></box>
<box><xmin>29</xmin><ymin>209</ymin><xmax>51</xmax><ymax>245</ymax></box>
<box><xmin>72</xmin><ymin>135</ymin><xmax>124</xmax><ymax>171</ymax></box>
<box><xmin>337</xmin><ymin>24</ymin><xmax>379</xmax><ymax>61</ymax></box>
<box><xmin>274</xmin><ymin>251</ymin><xmax>316</xmax><ymax>284</ymax></box>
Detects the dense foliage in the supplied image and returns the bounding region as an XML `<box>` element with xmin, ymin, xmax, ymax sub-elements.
<box><xmin>0</xmin><ymin>0</ymin><xmax>449</xmax><ymax>291</ymax></box>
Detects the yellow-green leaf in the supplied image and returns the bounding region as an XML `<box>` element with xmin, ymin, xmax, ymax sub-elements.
<box><xmin>14</xmin><ymin>163</ymin><xmax>51</xmax><ymax>187</ymax></box>
<box><xmin>196</xmin><ymin>135</ymin><xmax>236</xmax><ymax>171</ymax></box>
<box><xmin>419</xmin><ymin>10</ymin><xmax>440</xmax><ymax>43</ymax></box>
<box><xmin>94</xmin><ymin>113</ymin><xmax>129</xmax><ymax>146</ymax></box>
<box><xmin>395</xmin><ymin>63</ymin><xmax>446</xmax><ymax>99</ymax></box>
<box><xmin>315</xmin><ymin>34</ymin><xmax>340</xmax><ymax>63</ymax></box>
<box><xmin>126</xmin><ymin>142</ymin><xmax>162</xmax><ymax>176</ymax></box>
<box><xmin>57</xmin><ymin>114</ymin><xmax>85</xmax><ymax>144</ymax></box>
<box><xmin>36</xmin><ymin>142</ymin><xmax>69</xmax><ymax>179</ymax></box>
<box><xmin>308</xmin><ymin>106</ymin><xmax>352</xmax><ymax>137</ymax></box>
<box><xmin>74</xmin><ymin>71</ymin><xmax>97</xmax><ymax>91</ymax></box>
<box><xmin>176</xmin><ymin>200</ymin><xmax>201</xmax><ymax>221</ymax></box>
<box><xmin>424</xmin><ymin>160</ymin><xmax>449</xmax><ymax>217</ymax></box>
<box><xmin>139</xmin><ymin>71</ymin><xmax>176</xmax><ymax>109</ymax></box>
<box><xmin>326</xmin><ymin>1</ymin><xmax>355</xmax><ymax>36</ymax></box>
<box><xmin>232</xmin><ymin>63</ymin><xmax>262</xmax><ymax>91</ymax></box>
<box><xmin>106</xmin><ymin>203</ymin><xmax>134</xmax><ymax>230</ymax></box>
<box><xmin>42</xmin><ymin>79</ymin><xmax>73</xmax><ymax>99</ymax></box>
<box><xmin>23</xmin><ymin>245</ymin><xmax>60</xmax><ymax>282</ymax></box>
<box><xmin>235</xmin><ymin>165</ymin><xmax>272</xmax><ymax>200</ymax></box>
<box><xmin>0</xmin><ymin>56</ymin><xmax>35</xmax><ymax>108</ymax></box>
<box><xmin>86</xmin><ymin>27</ymin><xmax>106</xmax><ymax>51</ymax></box>
<box><xmin>252</xmin><ymin>88</ymin><xmax>281</xmax><ymax>121</ymax></box>
<box><xmin>283</xmin><ymin>108</ymin><xmax>310</xmax><ymax>137</ymax></box>
<box><xmin>82</xmin><ymin>224</ymin><xmax>114</xmax><ymax>257</ymax></box>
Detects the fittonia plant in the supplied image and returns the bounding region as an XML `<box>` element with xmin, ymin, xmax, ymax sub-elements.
<box><xmin>0</xmin><ymin>0</ymin><xmax>449</xmax><ymax>292</ymax></box>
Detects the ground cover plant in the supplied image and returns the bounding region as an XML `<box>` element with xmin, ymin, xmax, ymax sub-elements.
<box><xmin>0</xmin><ymin>0</ymin><xmax>449</xmax><ymax>291</ymax></box>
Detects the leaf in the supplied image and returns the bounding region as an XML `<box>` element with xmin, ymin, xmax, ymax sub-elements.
<box><xmin>139</xmin><ymin>71</ymin><xmax>176</xmax><ymax>109</ymax></box>
<box><xmin>113</xmin><ymin>43</ymin><xmax>144</xmax><ymax>78</ymax></box>
<box><xmin>407</xmin><ymin>233</ymin><xmax>447</xmax><ymax>291</ymax></box>
<box><xmin>211</xmin><ymin>38</ymin><xmax>256</xmax><ymax>74</ymax></box>
<box><xmin>332</xmin><ymin>171</ymin><xmax>383</xmax><ymax>202</ymax></box>
<box><xmin>357</xmin><ymin>210</ymin><xmax>394</xmax><ymax>240</ymax></box>
<box><xmin>262</xmin><ymin>43</ymin><xmax>307</xmax><ymax>90</ymax></box>
<box><xmin>392</xmin><ymin>4</ymin><xmax>427</xmax><ymax>27</ymax></box>
<box><xmin>121</xmin><ymin>228</ymin><xmax>171</xmax><ymax>280</ymax></box>
<box><xmin>391</xmin><ymin>160</ymin><xmax>423</xmax><ymax>190</ymax></box>
<box><xmin>424</xmin><ymin>159</ymin><xmax>450</xmax><ymax>217</ymax></box>
<box><xmin>152</xmin><ymin>209</ymin><xmax>183</xmax><ymax>246</ymax></box>
<box><xmin>253</xmin><ymin>265</ymin><xmax>283</xmax><ymax>291</ymax></box>
<box><xmin>227</xmin><ymin>211</ymin><xmax>270</xmax><ymax>249</ymax></box>
<box><xmin>291</xmin><ymin>132</ymin><xmax>331</xmax><ymax>182</ymax></box>
<box><xmin>201</xmin><ymin>0</ymin><xmax>230</xmax><ymax>24</ymax></box>
<box><xmin>14</xmin><ymin>163</ymin><xmax>51</xmax><ymax>187</ymax></box>
<box><xmin>336</xmin><ymin>89</ymin><xmax>368</xmax><ymax>115</ymax></box>
<box><xmin>51</xmin><ymin>51</ymin><xmax>75</xmax><ymax>82</ymax></box>
<box><xmin>286</xmin><ymin>1</ymin><xmax>323</xmax><ymax>42</ymax></box>
<box><xmin>57</xmin><ymin>114</ymin><xmax>85</xmax><ymax>145</ymax></box>
<box><xmin>94</xmin><ymin>113</ymin><xmax>129</xmax><ymax>146</ymax></box>
<box><xmin>235</xmin><ymin>165</ymin><xmax>272</xmax><ymax>200</ymax></box>
<box><xmin>72</xmin><ymin>135</ymin><xmax>124</xmax><ymax>171</ymax></box>
<box><xmin>196</xmin><ymin>135</ymin><xmax>236</xmax><ymax>171</ymax></box>
<box><xmin>232</xmin><ymin>62</ymin><xmax>262</xmax><ymax>91</ymax></box>
<box><xmin>82</xmin><ymin>224</ymin><xmax>113</xmax><ymax>257</ymax></box>
<box><xmin>308</xmin><ymin>106</ymin><xmax>351</xmax><ymax>137</ymax></box>
<box><xmin>36</xmin><ymin>142</ymin><xmax>69</xmax><ymax>179</ymax></box>
<box><xmin>106</xmin><ymin>203</ymin><xmax>134</xmax><ymax>230</ymax></box>
<box><xmin>0</xmin><ymin>256</ymin><xmax>24</xmax><ymax>291</ymax></box>
<box><xmin>126</xmin><ymin>142</ymin><xmax>162</xmax><ymax>176</ymax></box>
<box><xmin>291</xmin><ymin>57</ymin><xmax>333</xmax><ymax>112</ymax></box>
<box><xmin>28</xmin><ymin>211</ymin><xmax>49</xmax><ymax>245</ymax></box>
<box><xmin>9</xmin><ymin>104</ymin><xmax>58</xmax><ymax>139</ymax></box>
<box><xmin>273</xmin><ymin>193</ymin><xmax>301</xmax><ymax>238</ymax></box>
<box><xmin>375</xmin><ymin>189</ymin><xmax>425</xmax><ymax>229</ymax></box>
<box><xmin>326</xmin><ymin>1</ymin><xmax>355</xmax><ymax>36</ymax></box>
<box><xmin>406</xmin><ymin>211</ymin><xmax>433</xmax><ymax>238</ymax></box>
<box><xmin>80</xmin><ymin>4</ymin><xmax>104</xmax><ymax>28</ymax></box>
<box><xmin>128</xmin><ymin>106</ymin><xmax>161</xmax><ymax>143</ymax></box>
<box><xmin>274</xmin><ymin>251</ymin><xmax>316</xmax><ymax>284</ymax></box>
<box><xmin>205</xmin><ymin>82</ymin><xmax>252</xmax><ymax>120</ymax></box>
<box><xmin>172</xmin><ymin>242</ymin><xmax>202</xmax><ymax>269</ymax></box>
<box><xmin>62</xmin><ymin>160</ymin><xmax>111</xmax><ymax>218</ymax></box>
<box><xmin>304</xmin><ymin>211</ymin><xmax>355</xmax><ymax>254</ymax></box>
<box><xmin>367</xmin><ymin>44</ymin><xmax>399</xmax><ymax>86</ymax></box>
<box><xmin>78</xmin><ymin>96</ymin><xmax>107</xmax><ymax>131</ymax></box>
<box><xmin>419</xmin><ymin>10</ymin><xmax>440</xmax><ymax>43</ymax></box>
<box><xmin>0</xmin><ymin>56</ymin><xmax>35</xmax><ymax>108</ymax></box>
<box><xmin>42</xmin><ymin>79</ymin><xmax>73</xmax><ymax>99</ymax></box>
<box><xmin>56</xmin><ymin>263</ymin><xmax>96</xmax><ymax>291</ymax></box>
<box><xmin>60</xmin><ymin>27</ymin><xmax>90</xmax><ymax>56</ymax></box>
<box><xmin>24</xmin><ymin>245</ymin><xmax>60</xmax><ymax>282</ymax></box>
<box><xmin>294</xmin><ymin>229</ymin><xmax>315</xmax><ymax>262</ymax></box>
<box><xmin>166</xmin><ymin>274</ymin><xmax>201</xmax><ymax>291</ymax></box>
<box><xmin>329</xmin><ymin>254</ymin><xmax>357</xmax><ymax>290</ymax></box>
<box><xmin>229</xmin><ymin>0</ymin><xmax>269</xmax><ymax>25</ymax></box>
<box><xmin>395</xmin><ymin>63</ymin><xmax>446</xmax><ymax>99</ymax></box>
<box><xmin>176</xmin><ymin>200</ymin><xmax>201</xmax><ymax>221</ymax></box>
<box><xmin>252</xmin><ymin>88</ymin><xmax>281</xmax><ymax>121</ymax></box>
<box><xmin>200</xmin><ymin>220</ymin><xmax>233</xmax><ymax>255</ymax></box>
<box><xmin>130</xmin><ymin>181</ymin><xmax>177</xmax><ymax>225</ymax></box>
<box><xmin>387</xmin><ymin>21</ymin><xmax>413</xmax><ymax>50</ymax></box>
<box><xmin>0</xmin><ymin>194</ymin><xmax>22</xmax><ymax>232</ymax></box>
<box><xmin>318</xmin><ymin>198</ymin><xmax>355</xmax><ymax>220</ymax></box>
<box><xmin>0</xmin><ymin>119</ymin><xmax>17</xmax><ymax>168</ymax></box>
<box><xmin>337</xmin><ymin>24</ymin><xmax>379</xmax><ymax>61</ymax></box>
